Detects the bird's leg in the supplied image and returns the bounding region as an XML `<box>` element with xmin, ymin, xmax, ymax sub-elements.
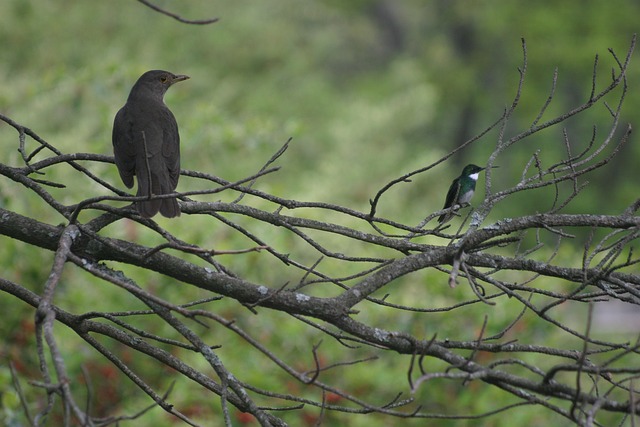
<box><xmin>452</xmin><ymin>203</ymin><xmax>469</xmax><ymax>212</ymax></box>
<box><xmin>450</xmin><ymin>203</ymin><xmax>471</xmax><ymax>218</ymax></box>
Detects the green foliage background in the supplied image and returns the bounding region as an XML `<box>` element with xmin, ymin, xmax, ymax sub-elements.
<box><xmin>1</xmin><ymin>1</ymin><xmax>639</xmax><ymax>426</ymax></box>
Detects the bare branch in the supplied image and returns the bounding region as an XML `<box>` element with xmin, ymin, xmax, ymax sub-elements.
<box><xmin>1</xmin><ymin>36</ymin><xmax>638</xmax><ymax>426</ymax></box>
<box><xmin>136</xmin><ymin>0</ymin><xmax>218</xmax><ymax>25</ymax></box>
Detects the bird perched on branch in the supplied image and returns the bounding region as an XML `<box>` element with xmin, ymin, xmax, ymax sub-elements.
<box><xmin>438</xmin><ymin>164</ymin><xmax>488</xmax><ymax>223</ymax></box>
<box><xmin>113</xmin><ymin>70</ymin><xmax>189</xmax><ymax>218</ymax></box>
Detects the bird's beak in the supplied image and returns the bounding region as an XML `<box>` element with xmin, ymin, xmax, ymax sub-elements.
<box><xmin>171</xmin><ymin>74</ymin><xmax>190</xmax><ymax>84</ymax></box>
<box><xmin>485</xmin><ymin>165</ymin><xmax>499</xmax><ymax>170</ymax></box>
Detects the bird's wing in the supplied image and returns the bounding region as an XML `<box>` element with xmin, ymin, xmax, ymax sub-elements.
<box><xmin>442</xmin><ymin>177</ymin><xmax>460</xmax><ymax>210</ymax></box>
<box><xmin>161</xmin><ymin>108</ymin><xmax>181</xmax><ymax>189</ymax></box>
<box><xmin>112</xmin><ymin>106</ymin><xmax>136</xmax><ymax>188</ymax></box>
<box><xmin>437</xmin><ymin>177</ymin><xmax>460</xmax><ymax>223</ymax></box>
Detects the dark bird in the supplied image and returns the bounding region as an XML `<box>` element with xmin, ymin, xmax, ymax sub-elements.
<box><xmin>438</xmin><ymin>164</ymin><xmax>487</xmax><ymax>223</ymax></box>
<box><xmin>112</xmin><ymin>70</ymin><xmax>189</xmax><ymax>218</ymax></box>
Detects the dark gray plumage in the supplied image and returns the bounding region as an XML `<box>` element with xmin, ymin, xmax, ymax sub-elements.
<box><xmin>113</xmin><ymin>70</ymin><xmax>189</xmax><ymax>218</ymax></box>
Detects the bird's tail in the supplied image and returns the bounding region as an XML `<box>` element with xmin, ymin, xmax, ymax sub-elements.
<box><xmin>159</xmin><ymin>197</ymin><xmax>180</xmax><ymax>218</ymax></box>
<box><xmin>136</xmin><ymin>170</ymin><xmax>180</xmax><ymax>218</ymax></box>
<box><xmin>136</xmin><ymin>191</ymin><xmax>180</xmax><ymax>218</ymax></box>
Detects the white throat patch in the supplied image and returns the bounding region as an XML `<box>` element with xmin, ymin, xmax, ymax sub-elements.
<box><xmin>469</xmin><ymin>172</ymin><xmax>480</xmax><ymax>181</ymax></box>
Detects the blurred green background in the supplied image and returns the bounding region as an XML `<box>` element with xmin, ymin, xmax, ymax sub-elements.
<box><xmin>1</xmin><ymin>1</ymin><xmax>639</xmax><ymax>426</ymax></box>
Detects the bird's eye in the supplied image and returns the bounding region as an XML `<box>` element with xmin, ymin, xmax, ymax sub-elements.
<box><xmin>160</xmin><ymin>75</ymin><xmax>168</xmax><ymax>83</ymax></box>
